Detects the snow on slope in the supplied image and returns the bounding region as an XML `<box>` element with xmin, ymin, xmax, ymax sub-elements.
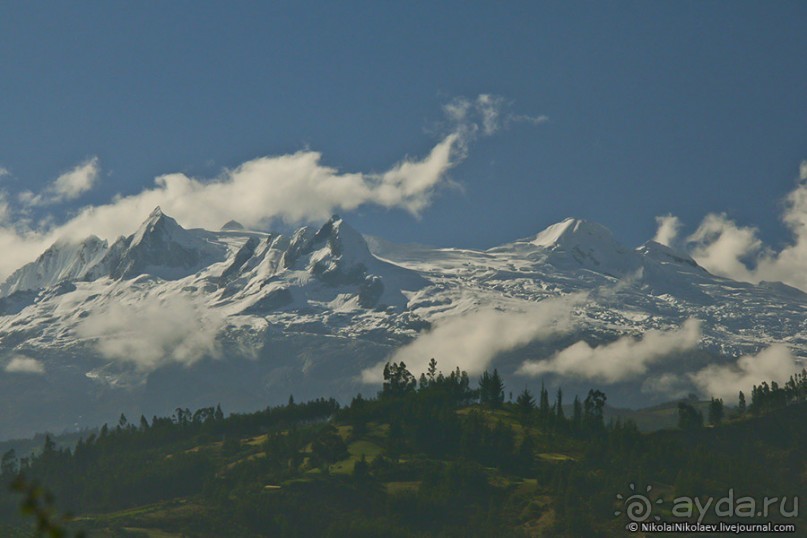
<box><xmin>376</xmin><ymin>218</ymin><xmax>807</xmax><ymax>358</ymax></box>
<box><xmin>0</xmin><ymin>236</ymin><xmax>108</xmax><ymax>297</ymax></box>
<box><xmin>471</xmin><ymin>217</ymin><xmax>643</xmax><ymax>278</ymax></box>
<box><xmin>0</xmin><ymin>210</ymin><xmax>430</xmax><ymax>357</ymax></box>
<box><xmin>3</xmin><ymin>210</ymin><xmax>805</xmax><ymax>365</ymax></box>
<box><xmin>86</xmin><ymin>206</ymin><xmax>228</xmax><ymax>281</ymax></box>
<box><xmin>0</xmin><ymin>211</ymin><xmax>806</xmax><ymax>438</ymax></box>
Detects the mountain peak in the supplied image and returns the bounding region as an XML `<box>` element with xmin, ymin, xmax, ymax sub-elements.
<box><xmin>287</xmin><ymin>216</ymin><xmax>369</xmax><ymax>266</ymax></box>
<box><xmin>318</xmin><ymin>215</ymin><xmax>371</xmax><ymax>260</ymax></box>
<box><xmin>138</xmin><ymin>206</ymin><xmax>167</xmax><ymax>229</ymax></box>
<box><xmin>131</xmin><ymin>207</ymin><xmax>184</xmax><ymax>248</ymax></box>
<box><xmin>221</xmin><ymin>220</ymin><xmax>245</xmax><ymax>231</ymax></box>
<box><xmin>93</xmin><ymin>208</ymin><xmax>226</xmax><ymax>280</ymax></box>
<box><xmin>0</xmin><ymin>235</ymin><xmax>109</xmax><ymax>296</ymax></box>
<box><xmin>531</xmin><ymin>218</ymin><xmax>616</xmax><ymax>249</ymax></box>
<box><xmin>637</xmin><ymin>240</ymin><xmax>699</xmax><ymax>268</ymax></box>
<box><xmin>527</xmin><ymin>217</ymin><xmax>639</xmax><ymax>276</ymax></box>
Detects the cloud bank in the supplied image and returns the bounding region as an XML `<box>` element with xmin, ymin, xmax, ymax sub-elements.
<box><xmin>75</xmin><ymin>295</ymin><xmax>225</xmax><ymax>371</ymax></box>
<box><xmin>20</xmin><ymin>157</ymin><xmax>100</xmax><ymax>207</ymax></box>
<box><xmin>653</xmin><ymin>214</ymin><xmax>682</xmax><ymax>247</ymax></box>
<box><xmin>0</xmin><ymin>143</ymin><xmax>458</xmax><ymax>279</ymax></box>
<box><xmin>654</xmin><ymin>161</ymin><xmax>807</xmax><ymax>293</ymax></box>
<box><xmin>443</xmin><ymin>94</ymin><xmax>548</xmax><ymax>141</ymax></box>
<box><xmin>0</xmin><ymin>228</ymin><xmax>54</xmax><ymax>282</ymax></box>
<box><xmin>689</xmin><ymin>344</ymin><xmax>802</xmax><ymax>401</ymax></box>
<box><xmin>5</xmin><ymin>355</ymin><xmax>45</xmax><ymax>374</ymax></box>
<box><xmin>686</xmin><ymin>213</ymin><xmax>762</xmax><ymax>283</ymax></box>
<box><xmin>0</xmin><ymin>95</ymin><xmax>542</xmax><ymax>281</ymax></box>
<box><xmin>57</xmin><ymin>135</ymin><xmax>460</xmax><ymax>240</ymax></box>
<box><xmin>360</xmin><ymin>294</ymin><xmax>585</xmax><ymax>383</ymax></box>
<box><xmin>518</xmin><ymin>319</ymin><xmax>702</xmax><ymax>383</ymax></box>
<box><xmin>640</xmin><ymin>372</ymin><xmax>692</xmax><ymax>400</ymax></box>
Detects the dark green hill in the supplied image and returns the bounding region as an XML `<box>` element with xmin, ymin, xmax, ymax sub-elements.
<box><xmin>1</xmin><ymin>365</ymin><xmax>805</xmax><ymax>537</ymax></box>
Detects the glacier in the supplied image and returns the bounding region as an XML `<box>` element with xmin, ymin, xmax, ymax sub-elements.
<box><xmin>0</xmin><ymin>210</ymin><xmax>805</xmax><ymax>439</ymax></box>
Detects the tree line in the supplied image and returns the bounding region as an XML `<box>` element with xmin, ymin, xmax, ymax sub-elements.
<box><xmin>1</xmin><ymin>360</ymin><xmax>805</xmax><ymax>536</ymax></box>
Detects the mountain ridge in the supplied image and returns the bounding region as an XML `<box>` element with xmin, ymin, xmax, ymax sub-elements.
<box><xmin>0</xmin><ymin>209</ymin><xmax>804</xmax><ymax>438</ymax></box>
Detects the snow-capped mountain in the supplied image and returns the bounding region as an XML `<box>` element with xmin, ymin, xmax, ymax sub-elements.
<box><xmin>0</xmin><ymin>235</ymin><xmax>108</xmax><ymax>297</ymax></box>
<box><xmin>0</xmin><ymin>211</ymin><xmax>805</xmax><ymax>439</ymax></box>
<box><xmin>525</xmin><ymin>217</ymin><xmax>641</xmax><ymax>276</ymax></box>
<box><xmin>85</xmin><ymin>206</ymin><xmax>228</xmax><ymax>281</ymax></box>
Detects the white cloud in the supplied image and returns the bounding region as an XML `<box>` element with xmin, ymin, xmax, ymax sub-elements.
<box><xmin>518</xmin><ymin>319</ymin><xmax>702</xmax><ymax>383</ymax></box>
<box><xmin>686</xmin><ymin>213</ymin><xmax>762</xmax><ymax>282</ymax></box>
<box><xmin>360</xmin><ymin>294</ymin><xmax>585</xmax><ymax>383</ymax></box>
<box><xmin>680</xmin><ymin>169</ymin><xmax>807</xmax><ymax>292</ymax></box>
<box><xmin>476</xmin><ymin>94</ymin><xmax>506</xmax><ymax>135</ymax></box>
<box><xmin>689</xmin><ymin>344</ymin><xmax>802</xmax><ymax>401</ymax></box>
<box><xmin>5</xmin><ymin>355</ymin><xmax>45</xmax><ymax>374</ymax></box>
<box><xmin>0</xmin><ymin>227</ymin><xmax>52</xmax><ymax>279</ymax></box>
<box><xmin>0</xmin><ymin>129</ymin><xmax>466</xmax><ymax>280</ymax></box>
<box><xmin>20</xmin><ymin>157</ymin><xmax>100</xmax><ymax>207</ymax></box>
<box><xmin>752</xmin><ymin>180</ymin><xmax>807</xmax><ymax>291</ymax></box>
<box><xmin>52</xmin><ymin>157</ymin><xmax>99</xmax><ymax>199</ymax></box>
<box><xmin>0</xmin><ymin>167</ymin><xmax>9</xmax><ymax>178</ymax></box>
<box><xmin>442</xmin><ymin>94</ymin><xmax>547</xmax><ymax>140</ymax></box>
<box><xmin>511</xmin><ymin>114</ymin><xmax>549</xmax><ymax>126</ymax></box>
<box><xmin>50</xmin><ymin>134</ymin><xmax>459</xmax><ymax>240</ymax></box>
<box><xmin>0</xmin><ymin>96</ymin><xmax>549</xmax><ymax>281</ymax></box>
<box><xmin>653</xmin><ymin>214</ymin><xmax>682</xmax><ymax>247</ymax></box>
<box><xmin>75</xmin><ymin>294</ymin><xmax>224</xmax><ymax>371</ymax></box>
<box><xmin>641</xmin><ymin>372</ymin><xmax>691</xmax><ymax>399</ymax></box>
<box><xmin>0</xmin><ymin>191</ymin><xmax>10</xmax><ymax>224</ymax></box>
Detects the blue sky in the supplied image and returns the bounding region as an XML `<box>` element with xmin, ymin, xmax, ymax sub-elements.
<box><xmin>1</xmin><ymin>2</ymin><xmax>806</xmax><ymax>263</ymax></box>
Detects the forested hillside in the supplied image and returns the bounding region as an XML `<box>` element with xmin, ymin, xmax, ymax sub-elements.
<box><xmin>2</xmin><ymin>362</ymin><xmax>806</xmax><ymax>537</ymax></box>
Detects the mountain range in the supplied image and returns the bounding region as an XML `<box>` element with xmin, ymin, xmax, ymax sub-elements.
<box><xmin>1</xmin><ymin>208</ymin><xmax>805</xmax><ymax>439</ymax></box>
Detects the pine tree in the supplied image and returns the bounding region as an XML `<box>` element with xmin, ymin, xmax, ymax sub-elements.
<box><xmin>539</xmin><ymin>381</ymin><xmax>550</xmax><ymax>419</ymax></box>
<box><xmin>708</xmin><ymin>397</ymin><xmax>724</xmax><ymax>426</ymax></box>
<box><xmin>750</xmin><ymin>384</ymin><xmax>762</xmax><ymax>414</ymax></box>
<box><xmin>353</xmin><ymin>454</ymin><xmax>370</xmax><ymax>482</ymax></box>
<box><xmin>737</xmin><ymin>391</ymin><xmax>746</xmax><ymax>415</ymax></box>
<box><xmin>490</xmin><ymin>369</ymin><xmax>505</xmax><ymax>408</ymax></box>
<box><xmin>427</xmin><ymin>358</ymin><xmax>438</xmax><ymax>382</ymax></box>
<box><xmin>556</xmin><ymin>388</ymin><xmax>565</xmax><ymax>420</ymax></box>
<box><xmin>515</xmin><ymin>388</ymin><xmax>536</xmax><ymax>418</ymax></box>
<box><xmin>383</xmin><ymin>362</ymin><xmax>417</xmax><ymax>398</ymax></box>
<box><xmin>479</xmin><ymin>369</ymin><xmax>505</xmax><ymax>408</ymax></box>
<box><xmin>572</xmin><ymin>396</ymin><xmax>583</xmax><ymax>431</ymax></box>
<box><xmin>583</xmin><ymin>389</ymin><xmax>606</xmax><ymax>429</ymax></box>
<box><xmin>678</xmin><ymin>401</ymin><xmax>703</xmax><ymax>430</ymax></box>
<box><xmin>479</xmin><ymin>371</ymin><xmax>492</xmax><ymax>406</ymax></box>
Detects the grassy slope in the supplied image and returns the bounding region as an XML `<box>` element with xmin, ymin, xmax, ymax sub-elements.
<box><xmin>5</xmin><ymin>401</ymin><xmax>805</xmax><ymax>537</ymax></box>
<box><xmin>67</xmin><ymin>408</ymin><xmax>572</xmax><ymax>537</ymax></box>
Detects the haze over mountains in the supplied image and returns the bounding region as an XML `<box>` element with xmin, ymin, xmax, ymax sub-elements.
<box><xmin>0</xmin><ymin>208</ymin><xmax>804</xmax><ymax>439</ymax></box>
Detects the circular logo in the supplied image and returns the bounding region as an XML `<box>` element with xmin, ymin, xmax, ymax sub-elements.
<box><xmin>614</xmin><ymin>483</ymin><xmax>664</xmax><ymax>523</ymax></box>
